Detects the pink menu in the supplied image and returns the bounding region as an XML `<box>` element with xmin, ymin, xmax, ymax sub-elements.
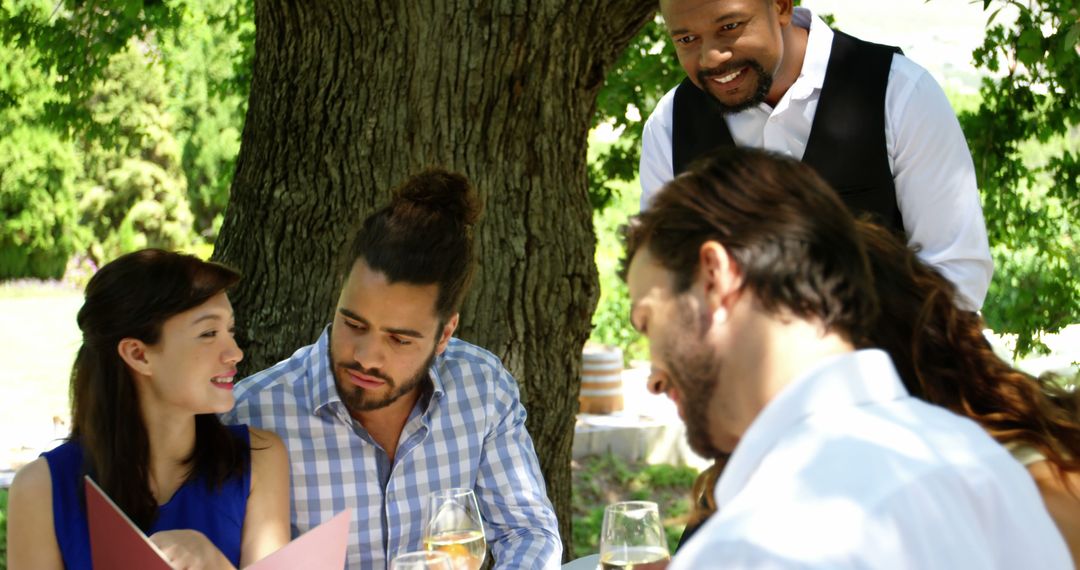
<box><xmin>85</xmin><ymin>476</ymin><xmax>350</xmax><ymax>569</ymax></box>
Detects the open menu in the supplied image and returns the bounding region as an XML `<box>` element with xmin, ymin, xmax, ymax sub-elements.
<box><xmin>84</xmin><ymin>476</ymin><xmax>350</xmax><ymax>569</ymax></box>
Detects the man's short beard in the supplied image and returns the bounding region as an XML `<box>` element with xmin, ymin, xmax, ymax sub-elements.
<box><xmin>697</xmin><ymin>59</ymin><xmax>774</xmax><ymax>115</ymax></box>
<box><xmin>328</xmin><ymin>326</ymin><xmax>437</xmax><ymax>414</ymax></box>
<box><xmin>663</xmin><ymin>297</ymin><xmax>725</xmax><ymax>460</ymax></box>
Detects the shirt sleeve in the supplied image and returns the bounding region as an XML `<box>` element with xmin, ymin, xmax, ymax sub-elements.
<box><xmin>886</xmin><ymin>58</ymin><xmax>994</xmax><ymax>311</ymax></box>
<box><xmin>476</xmin><ymin>367</ymin><xmax>562</xmax><ymax>569</ymax></box>
<box><xmin>638</xmin><ymin>88</ymin><xmax>678</xmax><ymax>210</ymax></box>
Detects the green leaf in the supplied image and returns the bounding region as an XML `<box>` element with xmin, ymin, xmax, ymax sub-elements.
<box><xmin>1065</xmin><ymin>22</ymin><xmax>1080</xmax><ymax>55</ymax></box>
<box><xmin>1016</xmin><ymin>27</ymin><xmax>1044</xmax><ymax>66</ymax></box>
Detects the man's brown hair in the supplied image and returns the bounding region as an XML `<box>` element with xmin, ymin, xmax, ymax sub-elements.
<box><xmin>623</xmin><ymin>147</ymin><xmax>878</xmax><ymax>342</ymax></box>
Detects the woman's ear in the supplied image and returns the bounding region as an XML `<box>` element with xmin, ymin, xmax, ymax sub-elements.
<box><xmin>117</xmin><ymin>338</ymin><xmax>153</xmax><ymax>377</ymax></box>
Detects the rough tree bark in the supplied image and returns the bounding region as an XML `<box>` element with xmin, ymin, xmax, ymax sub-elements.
<box><xmin>215</xmin><ymin>0</ymin><xmax>655</xmax><ymax>558</ymax></box>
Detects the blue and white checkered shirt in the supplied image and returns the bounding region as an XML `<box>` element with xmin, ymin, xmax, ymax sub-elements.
<box><xmin>223</xmin><ymin>329</ymin><xmax>561</xmax><ymax>569</ymax></box>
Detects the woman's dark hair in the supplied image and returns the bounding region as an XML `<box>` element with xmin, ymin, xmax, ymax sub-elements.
<box><xmin>71</xmin><ymin>249</ymin><xmax>248</xmax><ymax>530</ymax></box>
<box><xmin>623</xmin><ymin>147</ymin><xmax>878</xmax><ymax>342</ymax></box>
<box><xmin>858</xmin><ymin>220</ymin><xmax>1080</xmax><ymax>475</ymax></box>
<box><xmin>349</xmin><ymin>168</ymin><xmax>482</xmax><ymax>321</ymax></box>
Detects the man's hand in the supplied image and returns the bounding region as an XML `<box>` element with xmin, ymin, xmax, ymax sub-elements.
<box><xmin>149</xmin><ymin>529</ymin><xmax>236</xmax><ymax>570</ymax></box>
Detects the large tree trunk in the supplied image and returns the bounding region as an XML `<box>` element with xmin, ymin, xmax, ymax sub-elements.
<box><xmin>215</xmin><ymin>0</ymin><xmax>655</xmax><ymax>558</ymax></box>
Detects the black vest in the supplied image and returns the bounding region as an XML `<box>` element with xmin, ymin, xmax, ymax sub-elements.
<box><xmin>672</xmin><ymin>30</ymin><xmax>904</xmax><ymax>233</ymax></box>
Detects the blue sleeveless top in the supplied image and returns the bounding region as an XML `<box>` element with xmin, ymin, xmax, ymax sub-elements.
<box><xmin>42</xmin><ymin>424</ymin><xmax>251</xmax><ymax>570</ymax></box>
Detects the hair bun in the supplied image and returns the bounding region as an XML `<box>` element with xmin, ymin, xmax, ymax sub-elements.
<box><xmin>392</xmin><ymin>168</ymin><xmax>481</xmax><ymax>227</ymax></box>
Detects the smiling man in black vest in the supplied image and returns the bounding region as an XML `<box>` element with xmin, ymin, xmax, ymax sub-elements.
<box><xmin>639</xmin><ymin>0</ymin><xmax>993</xmax><ymax>311</ymax></box>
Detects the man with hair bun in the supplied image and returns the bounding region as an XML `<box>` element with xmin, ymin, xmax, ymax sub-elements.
<box><xmin>225</xmin><ymin>168</ymin><xmax>561</xmax><ymax>568</ymax></box>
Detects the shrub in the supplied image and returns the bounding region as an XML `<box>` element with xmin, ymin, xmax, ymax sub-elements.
<box><xmin>79</xmin><ymin>158</ymin><xmax>194</xmax><ymax>261</ymax></box>
<box><xmin>77</xmin><ymin>40</ymin><xmax>195</xmax><ymax>263</ymax></box>
<box><xmin>0</xmin><ymin>126</ymin><xmax>85</xmax><ymax>279</ymax></box>
<box><xmin>589</xmin><ymin>176</ymin><xmax>648</xmax><ymax>365</ymax></box>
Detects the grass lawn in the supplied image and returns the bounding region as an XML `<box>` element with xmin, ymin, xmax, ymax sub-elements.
<box><xmin>0</xmin><ymin>282</ymin><xmax>83</xmax><ymax>473</ymax></box>
<box><xmin>572</xmin><ymin>453</ymin><xmax>698</xmax><ymax>559</ymax></box>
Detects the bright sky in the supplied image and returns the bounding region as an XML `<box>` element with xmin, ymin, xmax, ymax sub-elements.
<box><xmin>802</xmin><ymin>0</ymin><xmax>1010</xmax><ymax>93</ymax></box>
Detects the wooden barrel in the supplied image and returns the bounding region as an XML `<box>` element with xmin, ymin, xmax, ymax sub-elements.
<box><xmin>579</xmin><ymin>346</ymin><xmax>624</xmax><ymax>414</ymax></box>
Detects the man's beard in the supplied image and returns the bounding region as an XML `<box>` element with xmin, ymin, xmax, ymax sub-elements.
<box><xmin>697</xmin><ymin>59</ymin><xmax>774</xmax><ymax>115</ymax></box>
<box><xmin>329</xmin><ymin>335</ymin><xmax>437</xmax><ymax>414</ymax></box>
<box><xmin>662</xmin><ymin>297</ymin><xmax>725</xmax><ymax>459</ymax></box>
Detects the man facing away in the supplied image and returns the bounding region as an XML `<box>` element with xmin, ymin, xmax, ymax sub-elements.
<box><xmin>224</xmin><ymin>169</ymin><xmax>561</xmax><ymax>568</ymax></box>
<box><xmin>623</xmin><ymin>147</ymin><xmax>1071</xmax><ymax>568</ymax></box>
<box><xmin>639</xmin><ymin>0</ymin><xmax>993</xmax><ymax>311</ymax></box>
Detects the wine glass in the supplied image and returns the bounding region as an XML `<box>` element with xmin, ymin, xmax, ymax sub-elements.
<box><xmin>422</xmin><ymin>488</ymin><xmax>487</xmax><ymax>570</ymax></box>
<box><xmin>599</xmin><ymin>501</ymin><xmax>670</xmax><ymax>569</ymax></box>
<box><xmin>391</xmin><ymin>551</ymin><xmax>454</xmax><ymax>570</ymax></box>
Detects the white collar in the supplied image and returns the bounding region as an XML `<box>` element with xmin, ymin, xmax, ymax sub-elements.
<box><xmin>714</xmin><ymin>349</ymin><xmax>908</xmax><ymax>507</ymax></box>
<box><xmin>787</xmin><ymin>6</ymin><xmax>834</xmax><ymax>100</ymax></box>
<box><xmin>736</xmin><ymin>6</ymin><xmax>834</xmax><ymax>116</ymax></box>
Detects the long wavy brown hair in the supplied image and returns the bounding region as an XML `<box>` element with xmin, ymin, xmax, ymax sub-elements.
<box><xmin>857</xmin><ymin>220</ymin><xmax>1080</xmax><ymax>474</ymax></box>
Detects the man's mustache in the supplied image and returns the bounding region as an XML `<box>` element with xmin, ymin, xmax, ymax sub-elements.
<box><xmin>338</xmin><ymin>361</ymin><xmax>394</xmax><ymax>385</ymax></box>
<box><xmin>698</xmin><ymin>59</ymin><xmax>757</xmax><ymax>79</ymax></box>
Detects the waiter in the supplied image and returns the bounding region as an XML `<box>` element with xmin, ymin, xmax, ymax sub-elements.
<box><xmin>639</xmin><ymin>0</ymin><xmax>993</xmax><ymax>310</ymax></box>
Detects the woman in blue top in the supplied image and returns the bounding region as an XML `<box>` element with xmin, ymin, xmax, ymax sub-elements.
<box><xmin>7</xmin><ymin>249</ymin><xmax>290</xmax><ymax>569</ymax></box>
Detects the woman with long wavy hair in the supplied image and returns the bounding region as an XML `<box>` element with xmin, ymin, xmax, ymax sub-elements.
<box><xmin>669</xmin><ymin>221</ymin><xmax>1080</xmax><ymax>562</ymax></box>
<box><xmin>8</xmin><ymin>249</ymin><xmax>290</xmax><ymax>569</ymax></box>
<box><xmin>855</xmin><ymin>220</ymin><xmax>1080</xmax><ymax>562</ymax></box>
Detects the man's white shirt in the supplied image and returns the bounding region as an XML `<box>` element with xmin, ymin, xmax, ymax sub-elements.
<box><xmin>670</xmin><ymin>350</ymin><xmax>1072</xmax><ymax>569</ymax></box>
<box><xmin>639</xmin><ymin>7</ymin><xmax>993</xmax><ymax>311</ymax></box>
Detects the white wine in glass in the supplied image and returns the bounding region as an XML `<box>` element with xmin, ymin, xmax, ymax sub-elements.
<box><xmin>422</xmin><ymin>488</ymin><xmax>487</xmax><ymax>570</ymax></box>
<box><xmin>599</xmin><ymin>501</ymin><xmax>670</xmax><ymax>570</ymax></box>
<box><xmin>391</xmin><ymin>551</ymin><xmax>454</xmax><ymax>570</ymax></box>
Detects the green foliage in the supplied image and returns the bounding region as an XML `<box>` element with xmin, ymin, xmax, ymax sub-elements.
<box><xmin>77</xmin><ymin>40</ymin><xmax>195</xmax><ymax>262</ymax></box>
<box><xmin>571</xmin><ymin>453</ymin><xmax>697</xmax><ymax>559</ymax></box>
<box><xmin>159</xmin><ymin>0</ymin><xmax>252</xmax><ymax>237</ymax></box>
<box><xmin>589</xmin><ymin>15</ymin><xmax>681</xmax><ymax>211</ymax></box>
<box><xmin>0</xmin><ymin>126</ymin><xmax>86</xmax><ymax>278</ymax></box>
<box><xmin>0</xmin><ymin>34</ymin><xmax>86</xmax><ymax>279</ymax></box>
<box><xmin>0</xmin><ymin>0</ymin><xmax>181</xmax><ymax>141</ymax></box>
<box><xmin>637</xmin><ymin>463</ymin><xmax>699</xmax><ymax>489</ymax></box>
<box><xmin>0</xmin><ymin>0</ymin><xmax>252</xmax><ymax>269</ymax></box>
<box><xmin>960</xmin><ymin>0</ymin><xmax>1080</xmax><ymax>354</ymax></box>
<box><xmin>572</xmin><ymin>505</ymin><xmax>607</xmax><ymax>559</ymax></box>
<box><xmin>0</xmin><ymin>29</ymin><xmax>198</xmax><ymax>270</ymax></box>
<box><xmin>588</xmin><ymin>168</ymin><xmax>648</xmax><ymax>363</ymax></box>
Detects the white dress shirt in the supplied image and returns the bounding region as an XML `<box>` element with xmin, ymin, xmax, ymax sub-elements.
<box><xmin>670</xmin><ymin>349</ymin><xmax>1072</xmax><ymax>569</ymax></box>
<box><xmin>639</xmin><ymin>8</ymin><xmax>993</xmax><ymax>311</ymax></box>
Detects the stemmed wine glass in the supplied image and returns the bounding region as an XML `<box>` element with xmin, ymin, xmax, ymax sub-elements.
<box><xmin>599</xmin><ymin>501</ymin><xmax>670</xmax><ymax>569</ymax></box>
<box><xmin>422</xmin><ymin>488</ymin><xmax>487</xmax><ymax>570</ymax></box>
<box><xmin>391</xmin><ymin>551</ymin><xmax>454</xmax><ymax>570</ymax></box>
